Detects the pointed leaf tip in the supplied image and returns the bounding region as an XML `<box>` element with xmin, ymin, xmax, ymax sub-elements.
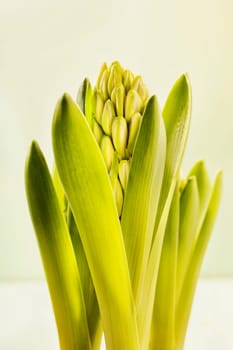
<box><xmin>25</xmin><ymin>140</ymin><xmax>45</xmax><ymax>178</ymax></box>
<box><xmin>27</xmin><ymin>140</ymin><xmax>41</xmax><ymax>160</ymax></box>
<box><xmin>54</xmin><ymin>93</ymin><xmax>74</xmax><ymax>119</ymax></box>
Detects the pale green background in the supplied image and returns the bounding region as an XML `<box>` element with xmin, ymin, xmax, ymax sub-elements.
<box><xmin>0</xmin><ymin>0</ymin><xmax>232</xmax><ymax>280</ymax></box>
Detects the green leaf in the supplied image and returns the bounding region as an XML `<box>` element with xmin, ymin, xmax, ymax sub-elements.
<box><xmin>77</xmin><ymin>78</ymin><xmax>95</xmax><ymax>127</ymax></box>
<box><xmin>176</xmin><ymin>171</ymin><xmax>223</xmax><ymax>350</ymax></box>
<box><xmin>163</xmin><ymin>73</ymin><xmax>192</xmax><ymax>180</ymax></box>
<box><xmin>188</xmin><ymin>160</ymin><xmax>211</xmax><ymax>232</ymax></box>
<box><xmin>52</xmin><ymin>93</ymin><xmax>139</xmax><ymax>350</ymax></box>
<box><xmin>121</xmin><ymin>95</ymin><xmax>166</xmax><ymax>305</ymax></box>
<box><xmin>150</xmin><ymin>184</ymin><xmax>180</xmax><ymax>350</ymax></box>
<box><xmin>153</xmin><ymin>74</ymin><xmax>192</xmax><ymax>241</ymax></box>
<box><xmin>146</xmin><ymin>74</ymin><xmax>191</xmax><ymax>349</ymax></box>
<box><xmin>137</xmin><ymin>178</ymin><xmax>177</xmax><ymax>349</ymax></box>
<box><xmin>25</xmin><ymin>141</ymin><xmax>91</xmax><ymax>350</ymax></box>
<box><xmin>177</xmin><ymin>176</ymin><xmax>199</xmax><ymax>298</ymax></box>
<box><xmin>52</xmin><ymin>166</ymin><xmax>66</xmax><ymax>212</ymax></box>
<box><xmin>67</xmin><ymin>209</ymin><xmax>102</xmax><ymax>350</ymax></box>
<box><xmin>53</xmin><ymin>164</ymin><xmax>102</xmax><ymax>349</ymax></box>
<box><xmin>176</xmin><ymin>161</ymin><xmax>211</xmax><ymax>301</ymax></box>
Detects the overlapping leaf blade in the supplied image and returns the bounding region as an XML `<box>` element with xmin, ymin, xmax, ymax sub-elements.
<box><xmin>188</xmin><ymin>160</ymin><xmax>212</xmax><ymax>232</ymax></box>
<box><xmin>75</xmin><ymin>78</ymin><xmax>102</xmax><ymax>349</ymax></box>
<box><xmin>153</xmin><ymin>74</ymin><xmax>192</xmax><ymax>240</ymax></box>
<box><xmin>53</xmin><ymin>160</ymin><xmax>101</xmax><ymax>349</ymax></box>
<box><xmin>139</xmin><ymin>179</ymin><xmax>177</xmax><ymax>349</ymax></box>
<box><xmin>67</xmin><ymin>209</ymin><xmax>102</xmax><ymax>349</ymax></box>
<box><xmin>148</xmin><ymin>74</ymin><xmax>192</xmax><ymax>349</ymax></box>
<box><xmin>176</xmin><ymin>171</ymin><xmax>223</xmax><ymax>349</ymax></box>
<box><xmin>52</xmin><ymin>94</ymin><xmax>139</xmax><ymax>350</ymax></box>
<box><xmin>77</xmin><ymin>78</ymin><xmax>95</xmax><ymax>127</ymax></box>
<box><xmin>25</xmin><ymin>141</ymin><xmax>91</xmax><ymax>350</ymax></box>
<box><xmin>150</xmin><ymin>184</ymin><xmax>179</xmax><ymax>349</ymax></box>
<box><xmin>177</xmin><ymin>176</ymin><xmax>199</xmax><ymax>297</ymax></box>
<box><xmin>121</xmin><ymin>95</ymin><xmax>166</xmax><ymax>304</ymax></box>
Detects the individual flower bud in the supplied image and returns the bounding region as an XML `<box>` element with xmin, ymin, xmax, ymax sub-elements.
<box><xmin>123</xmin><ymin>69</ymin><xmax>134</xmax><ymax>92</ymax></box>
<box><xmin>125</xmin><ymin>89</ymin><xmax>143</xmax><ymax>122</ymax></box>
<box><xmin>118</xmin><ymin>160</ymin><xmax>130</xmax><ymax>191</ymax></box>
<box><xmin>108</xmin><ymin>63</ymin><xmax>122</xmax><ymax>96</ymax></box>
<box><xmin>95</xmin><ymin>90</ymin><xmax>104</xmax><ymax>123</ymax></box>
<box><xmin>110</xmin><ymin>60</ymin><xmax>123</xmax><ymax>73</ymax></box>
<box><xmin>92</xmin><ymin>120</ymin><xmax>103</xmax><ymax>144</ymax></box>
<box><xmin>99</xmin><ymin>69</ymin><xmax>109</xmax><ymax>101</ymax></box>
<box><xmin>112</xmin><ymin>116</ymin><xmax>128</xmax><ymax>158</ymax></box>
<box><xmin>111</xmin><ymin>86</ymin><xmax>117</xmax><ymax>104</ymax></box>
<box><xmin>96</xmin><ymin>62</ymin><xmax>108</xmax><ymax>89</ymax></box>
<box><xmin>132</xmin><ymin>75</ymin><xmax>149</xmax><ymax>103</ymax></box>
<box><xmin>113</xmin><ymin>178</ymin><xmax>123</xmax><ymax>216</ymax></box>
<box><xmin>100</xmin><ymin>135</ymin><xmax>115</xmax><ymax>171</ymax></box>
<box><xmin>115</xmin><ymin>85</ymin><xmax>125</xmax><ymax>116</ymax></box>
<box><xmin>109</xmin><ymin>154</ymin><xmax>119</xmax><ymax>186</ymax></box>
<box><xmin>127</xmin><ymin>112</ymin><xmax>142</xmax><ymax>153</ymax></box>
<box><xmin>101</xmin><ymin>99</ymin><xmax>115</xmax><ymax>135</ymax></box>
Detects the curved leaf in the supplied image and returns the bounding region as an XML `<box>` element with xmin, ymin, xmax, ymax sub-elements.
<box><xmin>67</xmin><ymin>209</ymin><xmax>102</xmax><ymax>350</ymax></box>
<box><xmin>188</xmin><ymin>160</ymin><xmax>211</xmax><ymax>232</ymax></box>
<box><xmin>77</xmin><ymin>78</ymin><xmax>95</xmax><ymax>127</ymax></box>
<box><xmin>121</xmin><ymin>95</ymin><xmax>166</xmax><ymax>304</ymax></box>
<box><xmin>138</xmin><ymin>178</ymin><xmax>177</xmax><ymax>349</ymax></box>
<box><xmin>150</xmin><ymin>184</ymin><xmax>179</xmax><ymax>350</ymax></box>
<box><xmin>25</xmin><ymin>141</ymin><xmax>91</xmax><ymax>350</ymax></box>
<box><xmin>147</xmin><ymin>74</ymin><xmax>191</xmax><ymax>348</ymax></box>
<box><xmin>153</xmin><ymin>74</ymin><xmax>192</xmax><ymax>241</ymax></box>
<box><xmin>176</xmin><ymin>171</ymin><xmax>223</xmax><ymax>349</ymax></box>
<box><xmin>52</xmin><ymin>94</ymin><xmax>139</xmax><ymax>350</ymax></box>
<box><xmin>177</xmin><ymin>176</ymin><xmax>199</xmax><ymax>297</ymax></box>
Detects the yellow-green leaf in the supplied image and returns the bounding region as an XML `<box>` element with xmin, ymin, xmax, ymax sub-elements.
<box><xmin>177</xmin><ymin>176</ymin><xmax>199</xmax><ymax>298</ymax></box>
<box><xmin>25</xmin><ymin>141</ymin><xmax>91</xmax><ymax>350</ymax></box>
<box><xmin>153</xmin><ymin>74</ymin><xmax>192</xmax><ymax>241</ymax></box>
<box><xmin>176</xmin><ymin>171</ymin><xmax>223</xmax><ymax>349</ymax></box>
<box><xmin>67</xmin><ymin>209</ymin><xmax>102</xmax><ymax>350</ymax></box>
<box><xmin>121</xmin><ymin>95</ymin><xmax>166</xmax><ymax>304</ymax></box>
<box><xmin>77</xmin><ymin>78</ymin><xmax>95</xmax><ymax>127</ymax></box>
<box><xmin>188</xmin><ymin>160</ymin><xmax>211</xmax><ymax>232</ymax></box>
<box><xmin>52</xmin><ymin>94</ymin><xmax>139</xmax><ymax>350</ymax></box>
<box><xmin>150</xmin><ymin>184</ymin><xmax>180</xmax><ymax>350</ymax></box>
<box><xmin>138</xmin><ymin>178</ymin><xmax>177</xmax><ymax>349</ymax></box>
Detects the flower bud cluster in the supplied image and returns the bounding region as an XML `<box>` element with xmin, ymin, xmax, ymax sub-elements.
<box><xmin>92</xmin><ymin>61</ymin><xmax>149</xmax><ymax>215</ymax></box>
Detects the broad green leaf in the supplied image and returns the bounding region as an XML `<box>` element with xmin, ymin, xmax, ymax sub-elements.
<box><xmin>153</xmin><ymin>74</ymin><xmax>192</xmax><ymax>242</ymax></box>
<box><xmin>146</xmin><ymin>74</ymin><xmax>191</xmax><ymax>348</ymax></box>
<box><xmin>176</xmin><ymin>171</ymin><xmax>223</xmax><ymax>350</ymax></box>
<box><xmin>137</xmin><ymin>178</ymin><xmax>177</xmax><ymax>349</ymax></box>
<box><xmin>121</xmin><ymin>95</ymin><xmax>166</xmax><ymax>304</ymax></box>
<box><xmin>67</xmin><ymin>209</ymin><xmax>102</xmax><ymax>350</ymax></box>
<box><xmin>52</xmin><ymin>94</ymin><xmax>139</xmax><ymax>350</ymax></box>
<box><xmin>150</xmin><ymin>184</ymin><xmax>179</xmax><ymax>350</ymax></box>
<box><xmin>177</xmin><ymin>176</ymin><xmax>199</xmax><ymax>298</ymax></box>
<box><xmin>25</xmin><ymin>141</ymin><xmax>91</xmax><ymax>350</ymax></box>
<box><xmin>53</xmin><ymin>165</ymin><xmax>101</xmax><ymax>349</ymax></box>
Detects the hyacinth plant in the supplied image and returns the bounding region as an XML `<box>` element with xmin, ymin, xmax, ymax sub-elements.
<box><xmin>25</xmin><ymin>61</ymin><xmax>222</xmax><ymax>350</ymax></box>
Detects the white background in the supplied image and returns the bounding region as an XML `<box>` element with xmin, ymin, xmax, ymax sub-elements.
<box><xmin>0</xmin><ymin>0</ymin><xmax>232</xmax><ymax>280</ymax></box>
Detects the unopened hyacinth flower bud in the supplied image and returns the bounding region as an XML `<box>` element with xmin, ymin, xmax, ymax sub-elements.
<box><xmin>81</xmin><ymin>61</ymin><xmax>149</xmax><ymax>215</ymax></box>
